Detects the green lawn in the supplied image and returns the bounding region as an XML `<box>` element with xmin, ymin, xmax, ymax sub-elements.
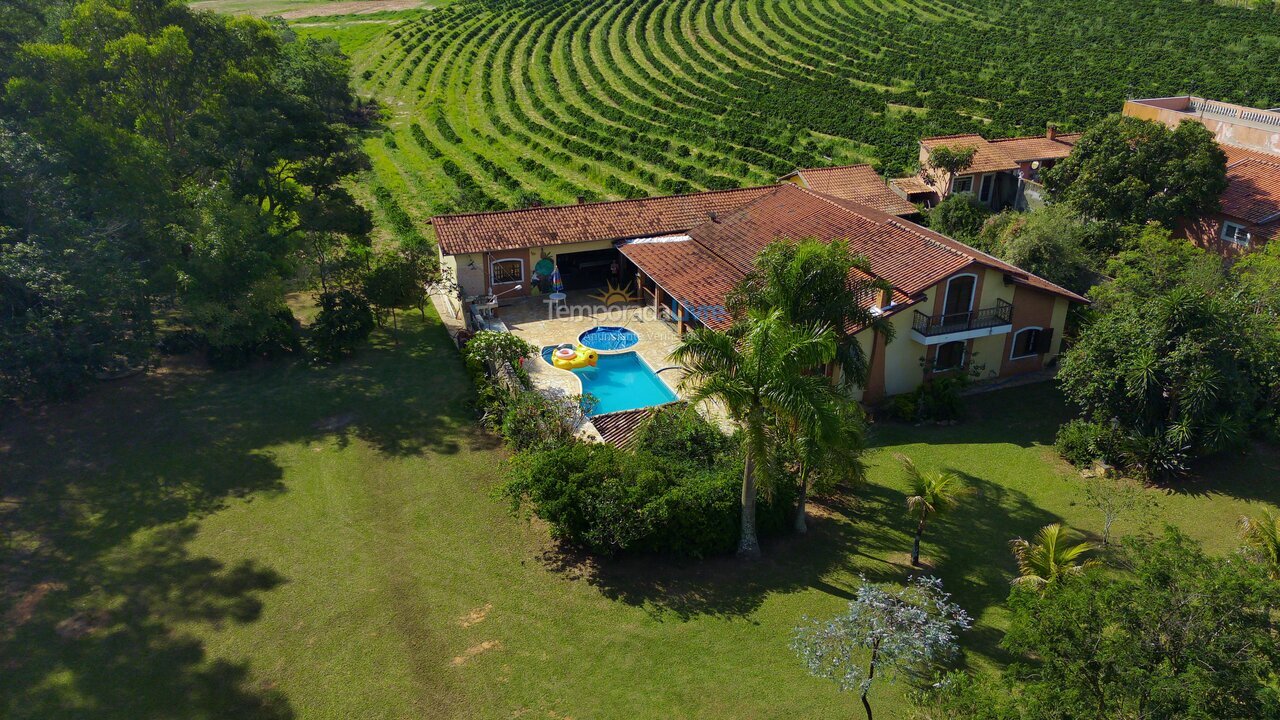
<box><xmin>3</xmin><ymin>307</ymin><xmax>1277</xmax><ymax>718</ymax></box>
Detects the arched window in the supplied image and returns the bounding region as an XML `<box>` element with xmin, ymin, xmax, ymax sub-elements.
<box><xmin>1010</xmin><ymin>327</ymin><xmax>1053</xmax><ymax>359</ymax></box>
<box><xmin>934</xmin><ymin>341</ymin><xmax>966</xmax><ymax>371</ymax></box>
<box><xmin>942</xmin><ymin>273</ymin><xmax>978</xmax><ymax>319</ymax></box>
<box><xmin>490</xmin><ymin>258</ymin><xmax>523</xmax><ymax>285</ymax></box>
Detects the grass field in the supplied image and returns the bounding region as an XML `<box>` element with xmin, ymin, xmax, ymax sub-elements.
<box><xmin>4</xmin><ymin>304</ymin><xmax>1277</xmax><ymax>719</ymax></box>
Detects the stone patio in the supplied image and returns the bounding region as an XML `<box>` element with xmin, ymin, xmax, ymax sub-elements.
<box><xmin>492</xmin><ymin>289</ymin><xmax>688</xmax><ymax>402</ymax></box>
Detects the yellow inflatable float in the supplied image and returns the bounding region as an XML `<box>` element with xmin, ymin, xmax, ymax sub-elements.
<box><xmin>551</xmin><ymin>344</ymin><xmax>598</xmax><ymax>370</ymax></box>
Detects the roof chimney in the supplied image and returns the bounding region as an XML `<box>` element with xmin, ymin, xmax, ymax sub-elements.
<box><xmin>709</xmin><ymin>211</ymin><xmax>720</xmax><ymax>223</ymax></box>
<box><xmin>576</xmin><ymin>195</ymin><xmax>586</xmax><ymax>204</ymax></box>
<box><xmin>1046</xmin><ymin>124</ymin><xmax>1059</xmax><ymax>141</ymax></box>
<box><xmin>879</xmin><ymin>287</ymin><xmax>893</xmax><ymax>309</ymax></box>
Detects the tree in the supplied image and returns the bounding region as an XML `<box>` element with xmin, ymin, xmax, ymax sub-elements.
<box><xmin>792</xmin><ymin>575</ymin><xmax>971</xmax><ymax>720</ymax></box>
<box><xmin>671</xmin><ymin>308</ymin><xmax>838</xmax><ymax>558</ymax></box>
<box><xmin>311</xmin><ymin>288</ymin><xmax>375</xmax><ymax>361</ymax></box>
<box><xmin>977</xmin><ymin>205</ymin><xmax>1094</xmax><ymax>293</ymax></box>
<box><xmin>728</xmin><ymin>238</ymin><xmax>893</xmax><ymax>390</ymax></box>
<box><xmin>786</xmin><ymin>397</ymin><xmax>868</xmax><ymax>533</ymax></box>
<box><xmin>927</xmin><ymin>145</ymin><xmax>976</xmax><ymax>199</ymax></box>
<box><xmin>361</xmin><ymin>253</ymin><xmax>425</xmax><ymax>342</ymax></box>
<box><xmin>1043</xmin><ymin>115</ymin><xmax>1227</xmax><ymax>227</ymax></box>
<box><xmin>999</xmin><ymin>529</ymin><xmax>1280</xmax><ymax>719</ymax></box>
<box><xmin>1059</xmin><ymin>227</ymin><xmax>1267</xmax><ymax>480</ymax></box>
<box><xmin>926</xmin><ymin>193</ymin><xmax>991</xmax><ymax>241</ymax></box>
<box><xmin>1082</xmin><ymin>475</ymin><xmax>1154</xmax><ymax>546</ymax></box>
<box><xmin>1239</xmin><ymin>511</ymin><xmax>1280</xmax><ymax>579</ymax></box>
<box><xmin>899</xmin><ymin>455</ymin><xmax>973</xmax><ymax>566</ymax></box>
<box><xmin>1009</xmin><ymin>523</ymin><xmax>1098</xmax><ymax>588</ymax></box>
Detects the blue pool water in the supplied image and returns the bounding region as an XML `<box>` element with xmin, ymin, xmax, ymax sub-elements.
<box><xmin>541</xmin><ymin>348</ymin><xmax>676</xmax><ymax>416</ymax></box>
<box><xmin>578</xmin><ymin>325</ymin><xmax>639</xmax><ymax>351</ymax></box>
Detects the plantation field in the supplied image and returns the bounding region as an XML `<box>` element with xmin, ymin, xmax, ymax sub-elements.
<box><xmin>190</xmin><ymin>0</ymin><xmax>440</xmax><ymax>19</ymax></box>
<box><xmin>288</xmin><ymin>0</ymin><xmax>1280</xmax><ymax>237</ymax></box>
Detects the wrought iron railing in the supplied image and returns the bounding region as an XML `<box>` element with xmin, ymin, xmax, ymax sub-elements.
<box><xmin>913</xmin><ymin>299</ymin><xmax>1013</xmax><ymax>337</ymax></box>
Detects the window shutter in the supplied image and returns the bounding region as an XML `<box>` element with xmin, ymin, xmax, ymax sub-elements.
<box><xmin>1034</xmin><ymin>328</ymin><xmax>1054</xmax><ymax>354</ymax></box>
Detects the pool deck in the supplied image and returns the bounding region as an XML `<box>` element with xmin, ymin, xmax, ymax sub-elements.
<box><xmin>494</xmin><ymin>291</ymin><xmax>688</xmax><ymax>404</ymax></box>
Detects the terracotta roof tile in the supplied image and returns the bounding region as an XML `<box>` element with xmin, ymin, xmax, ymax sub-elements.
<box><xmin>433</xmin><ymin>186</ymin><xmax>775</xmax><ymax>255</ymax></box>
<box><xmin>620</xmin><ymin>185</ymin><xmax>1086</xmax><ymax>333</ymax></box>
<box><xmin>989</xmin><ymin>134</ymin><xmax>1080</xmax><ymax>162</ymax></box>
<box><xmin>889</xmin><ymin>176</ymin><xmax>934</xmax><ymax>196</ymax></box>
<box><xmin>591</xmin><ymin>406</ymin><xmax>670</xmax><ymax>448</ymax></box>
<box><xmin>1221</xmin><ymin>157</ymin><xmax>1280</xmax><ymax>224</ymax></box>
<box><xmin>782</xmin><ymin>164</ymin><xmax>919</xmax><ymax>216</ymax></box>
<box><xmin>920</xmin><ymin>134</ymin><xmax>1019</xmax><ymax>174</ymax></box>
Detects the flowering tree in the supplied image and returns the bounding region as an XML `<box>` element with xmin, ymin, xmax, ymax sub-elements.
<box><xmin>791</xmin><ymin>576</ymin><xmax>971</xmax><ymax>720</ymax></box>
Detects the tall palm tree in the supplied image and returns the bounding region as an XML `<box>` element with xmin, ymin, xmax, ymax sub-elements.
<box><xmin>899</xmin><ymin>455</ymin><xmax>972</xmax><ymax>567</ymax></box>
<box><xmin>1009</xmin><ymin>523</ymin><xmax>1098</xmax><ymax>589</ymax></box>
<box><xmin>671</xmin><ymin>308</ymin><xmax>837</xmax><ymax>558</ymax></box>
<box><xmin>788</xmin><ymin>398</ymin><xmax>867</xmax><ymax>534</ymax></box>
<box><xmin>727</xmin><ymin>238</ymin><xmax>893</xmax><ymax>389</ymax></box>
<box><xmin>1239</xmin><ymin>511</ymin><xmax>1280</xmax><ymax>579</ymax></box>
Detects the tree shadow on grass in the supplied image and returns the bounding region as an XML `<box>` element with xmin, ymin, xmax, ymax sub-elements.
<box><xmin>2</xmin><ymin>524</ymin><xmax>289</xmax><ymax>719</ymax></box>
<box><xmin>1154</xmin><ymin>442</ymin><xmax>1280</xmax><ymax>503</ymax></box>
<box><xmin>0</xmin><ymin>314</ymin><xmax>481</xmax><ymax>718</ymax></box>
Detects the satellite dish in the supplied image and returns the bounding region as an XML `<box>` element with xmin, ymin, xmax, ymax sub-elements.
<box><xmin>1031</xmin><ymin>160</ymin><xmax>1041</xmax><ymax>170</ymax></box>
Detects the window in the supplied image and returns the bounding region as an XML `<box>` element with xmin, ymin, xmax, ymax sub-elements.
<box><xmin>942</xmin><ymin>274</ymin><xmax>977</xmax><ymax>318</ymax></box>
<box><xmin>934</xmin><ymin>341</ymin><xmax>966</xmax><ymax>371</ymax></box>
<box><xmin>952</xmin><ymin>175</ymin><xmax>974</xmax><ymax>194</ymax></box>
<box><xmin>490</xmin><ymin>258</ymin><xmax>523</xmax><ymax>285</ymax></box>
<box><xmin>1221</xmin><ymin>221</ymin><xmax>1251</xmax><ymax>246</ymax></box>
<box><xmin>978</xmin><ymin>174</ymin><xmax>994</xmax><ymax>203</ymax></box>
<box><xmin>1009</xmin><ymin>326</ymin><xmax>1054</xmax><ymax>359</ymax></box>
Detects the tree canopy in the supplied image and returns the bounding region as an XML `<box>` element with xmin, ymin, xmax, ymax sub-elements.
<box><xmin>1</xmin><ymin>0</ymin><xmax>374</xmax><ymax>398</ymax></box>
<box><xmin>1043</xmin><ymin>115</ymin><xmax>1227</xmax><ymax>227</ymax></box>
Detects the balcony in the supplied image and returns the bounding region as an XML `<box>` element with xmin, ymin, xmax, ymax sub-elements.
<box><xmin>911</xmin><ymin>299</ymin><xmax>1013</xmax><ymax>345</ymax></box>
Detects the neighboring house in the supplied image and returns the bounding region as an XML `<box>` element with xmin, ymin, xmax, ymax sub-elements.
<box><xmin>1123</xmin><ymin>96</ymin><xmax>1280</xmax><ymax>255</ymax></box>
<box><xmin>778</xmin><ymin>163</ymin><xmax>920</xmax><ymax>217</ymax></box>
<box><xmin>901</xmin><ymin>129</ymin><xmax>1080</xmax><ymax>210</ymax></box>
<box><xmin>432</xmin><ymin>183</ymin><xmax>1087</xmax><ymax>403</ymax></box>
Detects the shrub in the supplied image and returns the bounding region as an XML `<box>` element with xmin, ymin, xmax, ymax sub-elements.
<box><xmin>1054</xmin><ymin>419</ymin><xmax>1109</xmax><ymax>467</ymax></box>
<box><xmin>311</xmin><ymin>289</ymin><xmax>375</xmax><ymax>361</ymax></box>
<box><xmin>885</xmin><ymin>376</ymin><xmax>968</xmax><ymax>423</ymax></box>
<box><xmin>461</xmin><ymin>330</ymin><xmax>537</xmax><ymax>384</ymax></box>
<box><xmin>497</xmin><ymin>389</ymin><xmax>585</xmax><ymax>451</ymax></box>
<box><xmin>501</xmin><ymin>406</ymin><xmax>794</xmax><ymax>558</ymax></box>
<box><xmin>927</xmin><ymin>193</ymin><xmax>991</xmax><ymax>241</ymax></box>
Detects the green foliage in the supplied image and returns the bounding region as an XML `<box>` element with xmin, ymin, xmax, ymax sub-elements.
<box><xmin>1053</xmin><ymin>419</ymin><xmax>1115</xmax><ymax>467</ymax></box>
<box><xmin>496</xmin><ymin>388</ymin><xmax>584</xmax><ymax>451</ymax></box>
<box><xmin>885</xmin><ymin>376</ymin><xmax>969</xmax><ymax>424</ymax></box>
<box><xmin>0</xmin><ymin>0</ymin><xmax>371</xmax><ymax>397</ymax></box>
<box><xmin>501</xmin><ymin>406</ymin><xmax>794</xmax><ymax>557</ymax></box>
<box><xmin>310</xmin><ymin>288</ymin><xmax>375</xmax><ymax>361</ymax></box>
<box><xmin>927</xmin><ymin>145</ymin><xmax>976</xmax><ymax>197</ymax></box>
<box><xmin>1059</xmin><ymin>227</ymin><xmax>1278</xmax><ymax>479</ymax></box>
<box><xmin>1000</xmin><ymin>529</ymin><xmax>1280</xmax><ymax>718</ymax></box>
<box><xmin>461</xmin><ymin>329</ymin><xmax>538</xmax><ymax>382</ymax></box>
<box><xmin>1043</xmin><ymin>115</ymin><xmax>1228</xmax><ymax>226</ymax></box>
<box><xmin>976</xmin><ymin>205</ymin><xmax>1093</xmax><ymax>292</ymax></box>
<box><xmin>926</xmin><ymin>193</ymin><xmax>991</xmax><ymax>241</ymax></box>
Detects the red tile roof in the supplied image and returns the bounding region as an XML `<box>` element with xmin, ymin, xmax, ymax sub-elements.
<box><xmin>989</xmin><ymin>133</ymin><xmax>1081</xmax><ymax>162</ymax></box>
<box><xmin>591</xmin><ymin>406</ymin><xmax>668</xmax><ymax>448</ymax></box>
<box><xmin>780</xmin><ymin>164</ymin><xmax>919</xmax><ymax>216</ymax></box>
<box><xmin>921</xmin><ymin>132</ymin><xmax>1080</xmax><ymax>173</ymax></box>
<box><xmin>889</xmin><ymin>176</ymin><xmax>935</xmax><ymax>197</ymax></box>
<box><xmin>921</xmin><ymin>134</ymin><xmax>1019</xmax><ymax>174</ymax></box>
<box><xmin>620</xmin><ymin>184</ymin><xmax>1086</xmax><ymax>331</ymax></box>
<box><xmin>1221</xmin><ymin>157</ymin><xmax>1280</xmax><ymax>224</ymax></box>
<box><xmin>432</xmin><ymin>186</ymin><xmax>775</xmax><ymax>255</ymax></box>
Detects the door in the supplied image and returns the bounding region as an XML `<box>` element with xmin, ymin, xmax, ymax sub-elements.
<box><xmin>978</xmin><ymin>174</ymin><xmax>994</xmax><ymax>205</ymax></box>
<box><xmin>943</xmin><ymin>275</ymin><xmax>976</xmax><ymax>318</ymax></box>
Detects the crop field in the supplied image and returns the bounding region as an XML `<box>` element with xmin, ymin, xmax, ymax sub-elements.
<box><xmin>291</xmin><ymin>0</ymin><xmax>1280</xmax><ymax>234</ymax></box>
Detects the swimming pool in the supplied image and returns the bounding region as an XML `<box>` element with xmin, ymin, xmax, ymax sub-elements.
<box><xmin>541</xmin><ymin>348</ymin><xmax>676</xmax><ymax>415</ymax></box>
<box><xmin>578</xmin><ymin>325</ymin><xmax>639</xmax><ymax>351</ymax></box>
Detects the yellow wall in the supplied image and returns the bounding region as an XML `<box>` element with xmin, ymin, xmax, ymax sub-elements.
<box><xmin>882</xmin><ymin>295</ymin><xmax>929</xmax><ymax>397</ymax></box>
<box><xmin>1049</xmin><ymin>297</ymin><xmax>1069</xmax><ymax>357</ymax></box>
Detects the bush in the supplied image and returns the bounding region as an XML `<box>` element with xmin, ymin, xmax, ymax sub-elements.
<box><xmin>497</xmin><ymin>388</ymin><xmax>585</xmax><ymax>451</ymax></box>
<box><xmin>927</xmin><ymin>193</ymin><xmax>991</xmax><ymax>241</ymax></box>
<box><xmin>501</xmin><ymin>405</ymin><xmax>793</xmax><ymax>558</ymax></box>
<box><xmin>461</xmin><ymin>330</ymin><xmax>537</xmax><ymax>384</ymax></box>
<box><xmin>1054</xmin><ymin>419</ymin><xmax>1109</xmax><ymax>467</ymax></box>
<box><xmin>885</xmin><ymin>376</ymin><xmax>968</xmax><ymax>423</ymax></box>
<box><xmin>204</xmin><ymin>307</ymin><xmax>300</xmax><ymax>370</ymax></box>
<box><xmin>311</xmin><ymin>289</ymin><xmax>375</xmax><ymax>361</ymax></box>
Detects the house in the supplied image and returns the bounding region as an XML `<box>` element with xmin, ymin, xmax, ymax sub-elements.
<box><xmin>900</xmin><ymin>129</ymin><xmax>1080</xmax><ymax>210</ymax></box>
<box><xmin>1123</xmin><ymin>96</ymin><xmax>1280</xmax><ymax>255</ymax></box>
<box><xmin>778</xmin><ymin>163</ymin><xmax>919</xmax><ymax>217</ymax></box>
<box><xmin>432</xmin><ymin>183</ymin><xmax>1087</xmax><ymax>403</ymax></box>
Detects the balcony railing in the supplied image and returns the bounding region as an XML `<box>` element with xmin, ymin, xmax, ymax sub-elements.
<box><xmin>913</xmin><ymin>299</ymin><xmax>1013</xmax><ymax>337</ymax></box>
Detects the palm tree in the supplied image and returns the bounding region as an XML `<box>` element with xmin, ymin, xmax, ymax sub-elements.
<box><xmin>788</xmin><ymin>398</ymin><xmax>867</xmax><ymax>534</ymax></box>
<box><xmin>899</xmin><ymin>455</ymin><xmax>972</xmax><ymax>566</ymax></box>
<box><xmin>1009</xmin><ymin>523</ymin><xmax>1098</xmax><ymax>589</ymax></box>
<box><xmin>1239</xmin><ymin>511</ymin><xmax>1280</xmax><ymax>579</ymax></box>
<box><xmin>671</xmin><ymin>308</ymin><xmax>837</xmax><ymax>558</ymax></box>
<box><xmin>727</xmin><ymin>238</ymin><xmax>893</xmax><ymax>390</ymax></box>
